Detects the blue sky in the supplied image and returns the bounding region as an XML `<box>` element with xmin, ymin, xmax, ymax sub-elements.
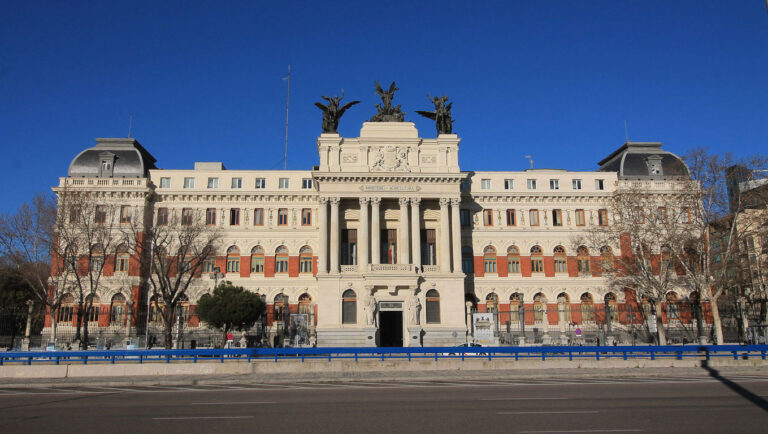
<box><xmin>2</xmin><ymin>1</ymin><xmax>767</xmax><ymax>213</ymax></box>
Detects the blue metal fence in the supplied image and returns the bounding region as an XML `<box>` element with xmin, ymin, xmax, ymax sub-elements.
<box><xmin>1</xmin><ymin>345</ymin><xmax>767</xmax><ymax>366</ymax></box>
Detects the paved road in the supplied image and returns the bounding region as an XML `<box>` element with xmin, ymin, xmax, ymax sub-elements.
<box><xmin>1</xmin><ymin>371</ymin><xmax>768</xmax><ymax>433</ymax></box>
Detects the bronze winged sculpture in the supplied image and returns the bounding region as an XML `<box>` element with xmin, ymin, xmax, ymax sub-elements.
<box><xmin>370</xmin><ymin>81</ymin><xmax>405</xmax><ymax>122</ymax></box>
<box><xmin>416</xmin><ymin>93</ymin><xmax>454</xmax><ymax>135</ymax></box>
<box><xmin>314</xmin><ymin>91</ymin><xmax>360</xmax><ymax>133</ymax></box>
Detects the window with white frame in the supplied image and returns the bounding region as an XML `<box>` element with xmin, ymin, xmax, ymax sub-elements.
<box><xmin>595</xmin><ymin>179</ymin><xmax>605</xmax><ymax>190</ymax></box>
<box><xmin>549</xmin><ymin>179</ymin><xmax>559</xmax><ymax>190</ymax></box>
<box><xmin>279</xmin><ymin>178</ymin><xmax>289</xmax><ymax>189</ymax></box>
<box><xmin>159</xmin><ymin>177</ymin><xmax>170</xmax><ymax>188</ymax></box>
<box><xmin>255</xmin><ymin>178</ymin><xmax>266</xmax><ymax>189</ymax></box>
<box><xmin>183</xmin><ymin>177</ymin><xmax>195</xmax><ymax>189</ymax></box>
<box><xmin>481</xmin><ymin>179</ymin><xmax>491</xmax><ymax>190</ymax></box>
<box><xmin>302</xmin><ymin>178</ymin><xmax>313</xmax><ymax>189</ymax></box>
<box><xmin>572</xmin><ymin>179</ymin><xmax>582</xmax><ymax>190</ymax></box>
<box><xmin>231</xmin><ymin>177</ymin><xmax>242</xmax><ymax>188</ymax></box>
<box><xmin>207</xmin><ymin>177</ymin><xmax>218</xmax><ymax>189</ymax></box>
<box><xmin>504</xmin><ymin>179</ymin><xmax>514</xmax><ymax>190</ymax></box>
<box><xmin>527</xmin><ymin>179</ymin><xmax>537</xmax><ymax>190</ymax></box>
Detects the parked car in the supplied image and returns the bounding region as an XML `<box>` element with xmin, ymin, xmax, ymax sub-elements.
<box><xmin>444</xmin><ymin>343</ymin><xmax>487</xmax><ymax>356</ymax></box>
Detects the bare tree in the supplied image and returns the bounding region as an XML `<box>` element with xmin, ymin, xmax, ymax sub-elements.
<box><xmin>123</xmin><ymin>208</ymin><xmax>220</xmax><ymax>349</ymax></box>
<box><xmin>0</xmin><ymin>193</ymin><xmax>70</xmax><ymax>345</ymax></box>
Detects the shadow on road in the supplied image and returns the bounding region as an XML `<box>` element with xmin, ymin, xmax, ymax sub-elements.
<box><xmin>701</xmin><ymin>359</ymin><xmax>768</xmax><ymax>413</ymax></box>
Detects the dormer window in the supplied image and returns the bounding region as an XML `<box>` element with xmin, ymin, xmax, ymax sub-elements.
<box><xmin>99</xmin><ymin>152</ymin><xmax>116</xmax><ymax>178</ymax></box>
<box><xmin>645</xmin><ymin>155</ymin><xmax>664</xmax><ymax>176</ymax></box>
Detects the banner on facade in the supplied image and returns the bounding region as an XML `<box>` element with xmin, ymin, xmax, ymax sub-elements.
<box><xmin>472</xmin><ymin>313</ymin><xmax>495</xmax><ymax>345</ymax></box>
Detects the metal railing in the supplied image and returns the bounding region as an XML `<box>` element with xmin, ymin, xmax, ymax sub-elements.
<box><xmin>1</xmin><ymin>345</ymin><xmax>766</xmax><ymax>366</ymax></box>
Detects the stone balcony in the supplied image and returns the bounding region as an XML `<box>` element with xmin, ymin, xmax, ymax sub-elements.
<box><xmin>59</xmin><ymin>177</ymin><xmax>149</xmax><ymax>188</ymax></box>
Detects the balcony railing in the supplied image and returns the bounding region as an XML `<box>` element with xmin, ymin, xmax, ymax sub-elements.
<box><xmin>59</xmin><ymin>177</ymin><xmax>147</xmax><ymax>188</ymax></box>
<box><xmin>421</xmin><ymin>265</ymin><xmax>439</xmax><ymax>273</ymax></box>
<box><xmin>340</xmin><ymin>265</ymin><xmax>358</xmax><ymax>273</ymax></box>
<box><xmin>369</xmin><ymin>264</ymin><xmax>415</xmax><ymax>273</ymax></box>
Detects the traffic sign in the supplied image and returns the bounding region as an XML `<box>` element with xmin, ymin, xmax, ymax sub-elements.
<box><xmin>226</xmin><ymin>332</ymin><xmax>234</xmax><ymax>341</ymax></box>
<box><xmin>575</xmin><ymin>328</ymin><xmax>582</xmax><ymax>336</ymax></box>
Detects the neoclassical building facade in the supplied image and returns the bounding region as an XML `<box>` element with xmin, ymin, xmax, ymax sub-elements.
<box><xmin>50</xmin><ymin>121</ymin><xmax>696</xmax><ymax>347</ymax></box>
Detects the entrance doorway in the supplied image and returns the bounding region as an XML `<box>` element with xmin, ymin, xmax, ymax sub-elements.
<box><xmin>379</xmin><ymin>311</ymin><xmax>403</xmax><ymax>347</ymax></box>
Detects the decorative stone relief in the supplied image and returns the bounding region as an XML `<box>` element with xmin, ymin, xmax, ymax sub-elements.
<box><xmin>371</xmin><ymin>146</ymin><xmax>409</xmax><ymax>172</ymax></box>
<box><xmin>341</xmin><ymin>153</ymin><xmax>358</xmax><ymax>163</ymax></box>
<box><xmin>420</xmin><ymin>155</ymin><xmax>436</xmax><ymax>164</ymax></box>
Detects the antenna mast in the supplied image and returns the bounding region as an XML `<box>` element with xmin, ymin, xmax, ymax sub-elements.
<box><xmin>624</xmin><ymin>120</ymin><xmax>629</xmax><ymax>143</ymax></box>
<box><xmin>283</xmin><ymin>65</ymin><xmax>291</xmax><ymax>170</ymax></box>
<box><xmin>128</xmin><ymin>114</ymin><xmax>133</xmax><ymax>138</ymax></box>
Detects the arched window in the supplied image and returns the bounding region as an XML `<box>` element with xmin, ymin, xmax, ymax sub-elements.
<box><xmin>90</xmin><ymin>244</ymin><xmax>104</xmax><ymax>272</ymax></box>
<box><xmin>275</xmin><ymin>246</ymin><xmax>289</xmax><ymax>273</ymax></box>
<box><xmin>177</xmin><ymin>294</ymin><xmax>190</xmax><ymax>322</ymax></box>
<box><xmin>115</xmin><ymin>244</ymin><xmax>130</xmax><ymax>273</ymax></box>
<box><xmin>251</xmin><ymin>245</ymin><xmax>265</xmax><ymax>273</ymax></box>
<box><xmin>426</xmin><ymin>289</ymin><xmax>440</xmax><ymax>324</ymax></box>
<box><xmin>510</xmin><ymin>293</ymin><xmax>522</xmax><ymax>322</ymax></box>
<box><xmin>533</xmin><ymin>293</ymin><xmax>545</xmax><ymax>322</ymax></box>
<box><xmin>557</xmin><ymin>293</ymin><xmax>571</xmax><ymax>323</ymax></box>
<box><xmin>298</xmin><ymin>293</ymin><xmax>312</xmax><ymax>315</ymax></box>
<box><xmin>149</xmin><ymin>296</ymin><xmax>164</xmax><ymax>324</ymax></box>
<box><xmin>86</xmin><ymin>294</ymin><xmax>100</xmax><ymax>323</ymax></box>
<box><xmin>462</xmin><ymin>246</ymin><xmax>474</xmax><ymax>273</ymax></box>
<box><xmin>483</xmin><ymin>246</ymin><xmax>497</xmax><ymax>273</ymax></box>
<box><xmin>577</xmin><ymin>246</ymin><xmax>590</xmax><ymax>273</ymax></box>
<box><xmin>299</xmin><ymin>246</ymin><xmax>313</xmax><ymax>274</ymax></box>
<box><xmin>486</xmin><ymin>292</ymin><xmax>498</xmax><ymax>313</ymax></box>
<box><xmin>507</xmin><ymin>246</ymin><xmax>520</xmax><ymax>273</ymax></box>
<box><xmin>605</xmin><ymin>292</ymin><xmax>618</xmax><ymax>322</ymax></box>
<box><xmin>109</xmin><ymin>293</ymin><xmax>126</xmax><ymax>324</ymax></box>
<box><xmin>342</xmin><ymin>289</ymin><xmax>356</xmax><ymax>324</ymax></box>
<box><xmin>600</xmin><ymin>246</ymin><xmax>614</xmax><ymax>272</ymax></box>
<box><xmin>530</xmin><ymin>245</ymin><xmax>543</xmax><ymax>273</ymax></box>
<box><xmin>580</xmin><ymin>293</ymin><xmax>594</xmax><ymax>322</ymax></box>
<box><xmin>226</xmin><ymin>246</ymin><xmax>240</xmax><ymax>273</ymax></box>
<box><xmin>274</xmin><ymin>293</ymin><xmax>289</xmax><ymax>322</ymax></box>
<box><xmin>554</xmin><ymin>245</ymin><xmax>567</xmax><ymax>273</ymax></box>
<box><xmin>666</xmin><ymin>291</ymin><xmax>679</xmax><ymax>320</ymax></box>
<box><xmin>58</xmin><ymin>294</ymin><xmax>74</xmax><ymax>323</ymax></box>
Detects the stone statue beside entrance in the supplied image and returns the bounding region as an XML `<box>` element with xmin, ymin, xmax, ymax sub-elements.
<box><xmin>408</xmin><ymin>293</ymin><xmax>421</xmax><ymax>325</ymax></box>
<box><xmin>365</xmin><ymin>296</ymin><xmax>377</xmax><ymax>326</ymax></box>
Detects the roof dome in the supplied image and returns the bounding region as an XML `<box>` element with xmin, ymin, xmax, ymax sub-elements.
<box><xmin>598</xmin><ymin>142</ymin><xmax>689</xmax><ymax>180</ymax></box>
<box><xmin>67</xmin><ymin>138</ymin><xmax>157</xmax><ymax>178</ymax></box>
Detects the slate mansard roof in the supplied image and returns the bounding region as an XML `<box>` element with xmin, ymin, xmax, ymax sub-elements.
<box><xmin>68</xmin><ymin>138</ymin><xmax>157</xmax><ymax>178</ymax></box>
<box><xmin>597</xmin><ymin>141</ymin><xmax>689</xmax><ymax>180</ymax></box>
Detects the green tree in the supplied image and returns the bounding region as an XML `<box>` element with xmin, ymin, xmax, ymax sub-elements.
<box><xmin>195</xmin><ymin>282</ymin><xmax>264</xmax><ymax>347</ymax></box>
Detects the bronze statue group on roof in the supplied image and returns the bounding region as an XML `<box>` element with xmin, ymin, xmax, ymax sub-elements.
<box><xmin>314</xmin><ymin>81</ymin><xmax>454</xmax><ymax>135</ymax></box>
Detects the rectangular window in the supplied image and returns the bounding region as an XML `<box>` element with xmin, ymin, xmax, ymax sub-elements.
<box><xmin>300</xmin><ymin>255</ymin><xmax>313</xmax><ymax>273</ymax></box>
<box><xmin>598</xmin><ymin>209</ymin><xmax>608</xmax><ymax>226</ymax></box>
<box><xmin>483</xmin><ymin>209</ymin><xmax>493</xmax><ymax>226</ymax></box>
<box><xmin>681</xmin><ymin>207</ymin><xmax>690</xmax><ymax>224</ymax></box>
<box><xmin>120</xmin><ymin>205</ymin><xmax>131</xmax><ymax>224</ymax></box>
<box><xmin>277</xmin><ymin>208</ymin><xmax>288</xmax><ymax>225</ymax></box>
<box><xmin>255</xmin><ymin>178</ymin><xmax>266</xmax><ymax>189</ymax></box>
<box><xmin>302</xmin><ymin>178</ymin><xmax>313</xmax><ymax>189</ymax></box>
<box><xmin>181</xmin><ymin>208</ymin><xmax>193</xmax><ymax>226</ymax></box>
<box><xmin>205</xmin><ymin>208</ymin><xmax>216</xmax><ymax>225</ymax></box>
<box><xmin>552</xmin><ymin>209</ymin><xmax>562</xmax><ymax>226</ymax></box>
<box><xmin>156</xmin><ymin>208</ymin><xmax>168</xmax><ymax>226</ymax></box>
<box><xmin>595</xmin><ymin>179</ymin><xmax>605</xmax><ymax>190</ymax></box>
<box><xmin>278</xmin><ymin>178</ymin><xmax>289</xmax><ymax>189</ymax></box>
<box><xmin>116</xmin><ymin>255</ymin><xmax>129</xmax><ymax>272</ymax></box>
<box><xmin>95</xmin><ymin>205</ymin><xmax>107</xmax><ymax>224</ymax></box>
<box><xmin>504</xmin><ymin>179</ymin><xmax>514</xmax><ymax>190</ymax></box>
<box><xmin>508</xmin><ymin>257</ymin><xmax>520</xmax><ymax>273</ymax></box>
<box><xmin>550</xmin><ymin>179</ymin><xmax>559</xmax><ymax>190</ymax></box>
<box><xmin>231</xmin><ymin>177</ymin><xmax>242</xmax><ymax>188</ymax></box>
<box><xmin>229</xmin><ymin>208</ymin><xmax>240</xmax><ymax>225</ymax></box>
<box><xmin>635</xmin><ymin>207</ymin><xmax>645</xmax><ymax>224</ymax></box>
<box><xmin>554</xmin><ymin>258</ymin><xmax>567</xmax><ymax>273</ymax></box>
<box><xmin>420</xmin><ymin>229</ymin><xmax>437</xmax><ymax>266</ymax></box>
<box><xmin>460</xmin><ymin>209</ymin><xmax>471</xmax><ymax>227</ymax></box>
<box><xmin>481</xmin><ymin>179</ymin><xmax>491</xmax><ymax>190</ymax></box>
<box><xmin>575</xmin><ymin>209</ymin><xmax>585</xmax><ymax>226</ymax></box>
<box><xmin>251</xmin><ymin>256</ymin><xmax>264</xmax><ymax>273</ymax></box>
<box><xmin>527</xmin><ymin>179</ymin><xmax>537</xmax><ymax>190</ymax></box>
<box><xmin>531</xmin><ymin>258</ymin><xmax>544</xmax><ymax>273</ymax></box>
<box><xmin>572</xmin><ymin>179</ymin><xmax>582</xmax><ymax>190</ymax></box>
<box><xmin>159</xmin><ymin>177</ymin><xmax>170</xmax><ymax>188</ymax></box>
<box><xmin>341</xmin><ymin>229</ymin><xmax>358</xmax><ymax>265</ymax></box>
<box><xmin>253</xmin><ymin>208</ymin><xmax>264</xmax><ymax>226</ymax></box>
<box><xmin>529</xmin><ymin>209</ymin><xmax>539</xmax><ymax>226</ymax></box>
<box><xmin>656</xmin><ymin>207</ymin><xmax>667</xmax><ymax>224</ymax></box>
<box><xmin>301</xmin><ymin>208</ymin><xmax>312</xmax><ymax>226</ymax></box>
<box><xmin>506</xmin><ymin>209</ymin><xmax>516</xmax><ymax>226</ymax></box>
<box><xmin>226</xmin><ymin>256</ymin><xmax>239</xmax><ymax>273</ymax></box>
<box><xmin>183</xmin><ymin>177</ymin><xmax>195</xmax><ymax>189</ymax></box>
<box><xmin>207</xmin><ymin>177</ymin><xmax>218</xmax><ymax>189</ymax></box>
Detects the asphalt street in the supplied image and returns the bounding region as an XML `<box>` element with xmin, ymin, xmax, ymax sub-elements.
<box><xmin>1</xmin><ymin>370</ymin><xmax>768</xmax><ymax>433</ymax></box>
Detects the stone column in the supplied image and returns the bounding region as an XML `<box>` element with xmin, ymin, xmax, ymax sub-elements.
<box><xmin>359</xmin><ymin>197</ymin><xmax>369</xmax><ymax>271</ymax></box>
<box><xmin>410</xmin><ymin>198</ymin><xmax>421</xmax><ymax>270</ymax></box>
<box><xmin>317</xmin><ymin>197</ymin><xmax>328</xmax><ymax>274</ymax></box>
<box><xmin>439</xmin><ymin>198</ymin><xmax>451</xmax><ymax>272</ymax></box>
<box><xmin>371</xmin><ymin>198</ymin><xmax>381</xmax><ymax>264</ymax></box>
<box><xmin>398</xmin><ymin>197</ymin><xmax>410</xmax><ymax>264</ymax></box>
<box><xmin>450</xmin><ymin>198</ymin><xmax>462</xmax><ymax>273</ymax></box>
<box><xmin>329</xmin><ymin>197</ymin><xmax>340</xmax><ymax>273</ymax></box>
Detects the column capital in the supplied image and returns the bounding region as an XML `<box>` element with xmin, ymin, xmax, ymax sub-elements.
<box><xmin>439</xmin><ymin>197</ymin><xmax>450</xmax><ymax>207</ymax></box>
<box><xmin>370</xmin><ymin>197</ymin><xmax>381</xmax><ymax>206</ymax></box>
<box><xmin>398</xmin><ymin>197</ymin><xmax>410</xmax><ymax>206</ymax></box>
<box><xmin>330</xmin><ymin>197</ymin><xmax>341</xmax><ymax>205</ymax></box>
<box><xmin>410</xmin><ymin>198</ymin><xmax>421</xmax><ymax>207</ymax></box>
<box><xmin>359</xmin><ymin>197</ymin><xmax>370</xmax><ymax>205</ymax></box>
<box><xmin>319</xmin><ymin>197</ymin><xmax>328</xmax><ymax>205</ymax></box>
<box><xmin>450</xmin><ymin>197</ymin><xmax>461</xmax><ymax>206</ymax></box>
